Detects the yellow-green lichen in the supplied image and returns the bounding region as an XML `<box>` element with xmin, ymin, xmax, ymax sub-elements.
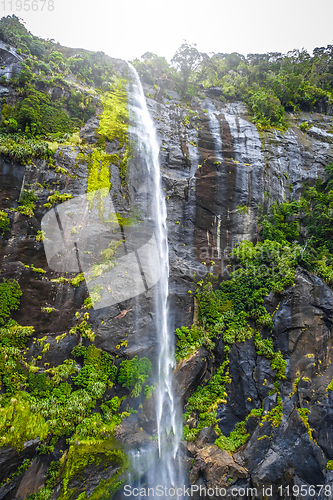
<box><xmin>87</xmin><ymin>149</ymin><xmax>112</xmax><ymax>194</ymax></box>
<box><xmin>298</xmin><ymin>407</ymin><xmax>313</xmax><ymax>440</ymax></box>
<box><xmin>85</xmin><ymin>77</ymin><xmax>130</xmax><ymax>193</ymax></box>
<box><xmin>0</xmin><ymin>392</ymin><xmax>49</xmax><ymax>450</ymax></box>
<box><xmin>98</xmin><ymin>79</ymin><xmax>128</xmax><ymax>146</ymax></box>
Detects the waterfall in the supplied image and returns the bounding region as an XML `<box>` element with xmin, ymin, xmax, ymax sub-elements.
<box><xmin>204</xmin><ymin>99</ymin><xmax>223</xmax><ymax>161</ymax></box>
<box><xmin>126</xmin><ymin>64</ymin><xmax>183</xmax><ymax>494</ymax></box>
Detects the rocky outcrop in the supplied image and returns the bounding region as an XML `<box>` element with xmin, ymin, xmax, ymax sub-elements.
<box><xmin>173</xmin><ymin>347</ymin><xmax>213</xmax><ymax>404</ymax></box>
<box><xmin>0</xmin><ymin>41</ymin><xmax>22</xmax><ymax>87</ymax></box>
<box><xmin>0</xmin><ymin>439</ymin><xmax>41</xmax><ymax>500</ymax></box>
<box><xmin>189</xmin><ymin>445</ymin><xmax>247</xmax><ymax>489</ymax></box>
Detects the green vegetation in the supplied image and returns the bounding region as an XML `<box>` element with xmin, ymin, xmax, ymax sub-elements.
<box><xmin>0</xmin><ymin>210</ymin><xmax>9</xmax><ymax>234</ymax></box>
<box><xmin>259</xmin><ymin>162</ymin><xmax>333</xmax><ymax>286</ymax></box>
<box><xmin>176</xmin><ymin>237</ymin><xmax>296</xmax><ymax>367</ymax></box>
<box><xmin>261</xmin><ymin>390</ymin><xmax>283</xmax><ymax>428</ymax></box>
<box><xmin>289</xmin><ymin>377</ymin><xmax>301</xmax><ymax>398</ymax></box>
<box><xmin>84</xmin><ymin>296</ymin><xmax>93</xmax><ymax>309</ymax></box>
<box><xmin>26</xmin><ymin>489</ymin><xmax>52</xmax><ymax>500</ymax></box>
<box><xmin>0</xmin><ymin>278</ymin><xmax>135</xmax><ymax>500</ymax></box>
<box><xmin>41</xmin><ymin>307</ymin><xmax>55</xmax><ymax>313</ymax></box>
<box><xmin>4</xmin><ymin>89</ymin><xmax>78</xmax><ymax>136</ymax></box>
<box><xmin>177</xmin><ymin>220</ymin><xmax>297</xmax><ymax>446</ymax></box>
<box><xmin>179</xmin><ymin>194</ymin><xmax>318</xmax><ymax>445</ymax></box>
<box><xmin>51</xmin><ymin>273</ymin><xmax>85</xmax><ymax>287</ymax></box>
<box><xmin>183</xmin><ymin>359</ymin><xmax>230</xmax><ymax>441</ymax></box>
<box><xmin>98</xmin><ymin>80</ymin><xmax>128</xmax><ymax>149</ymax></box>
<box><xmin>131</xmin><ymin>51</ymin><xmax>170</xmax><ymax>87</ymax></box>
<box><xmin>0</xmin><ymin>15</ymin><xmax>113</xmax><ymax>86</ymax></box>
<box><xmin>254</xmin><ymin>333</ymin><xmax>286</xmax><ymax>380</ymax></box>
<box><xmin>0</xmin><ymin>14</ymin><xmax>121</xmax><ymax>194</ymax></box>
<box><xmin>2</xmin><ymin>14</ymin><xmax>333</xmax><ymax>496</ymax></box>
<box><xmin>84</xmin><ymin>241</ymin><xmax>123</xmax><ymax>285</ymax></box>
<box><xmin>215</xmin><ymin>421</ymin><xmax>249</xmax><ymax>453</ymax></box>
<box><xmin>144</xmin><ymin>384</ymin><xmax>155</xmax><ymax>399</ymax></box>
<box><xmin>118</xmin><ymin>356</ymin><xmax>152</xmax><ymax>397</ymax></box>
<box><xmin>177</xmin><ymin>159</ymin><xmax>333</xmax><ymax>445</ymax></box>
<box><xmin>43</xmin><ymin>191</ymin><xmax>73</xmax><ymax>209</ymax></box>
<box><xmin>0</xmin><ymin>15</ymin><xmax>50</xmax><ymax>58</ymax></box>
<box><xmin>236</xmin><ymin>205</ymin><xmax>248</xmax><ymax>214</ymax></box>
<box><xmin>25</xmin><ymin>461</ymin><xmax>63</xmax><ymax>500</ymax></box>
<box><xmin>0</xmin><ymin>279</ymin><xmax>22</xmax><ymax>325</ymax></box>
<box><xmin>170</xmin><ymin>43</ymin><xmax>204</xmax><ymax>99</ymax></box>
<box><xmin>22</xmin><ymin>262</ymin><xmax>46</xmax><ymax>274</ymax></box>
<box><xmin>0</xmin><ymin>333</ymin><xmax>124</xmax><ymax>451</ymax></box>
<box><xmin>69</xmin><ymin>312</ymin><xmax>95</xmax><ymax>341</ymax></box>
<box><xmin>15</xmin><ymin>189</ymin><xmax>38</xmax><ymax>217</ymax></box>
<box><xmin>327</xmin><ymin>460</ymin><xmax>333</xmax><ymax>470</ymax></box>
<box><xmin>300</xmin><ymin>121</ymin><xmax>311</xmax><ymax>132</ymax></box>
<box><xmin>175</xmin><ymin>325</ymin><xmax>212</xmax><ymax>361</ymax></box>
<box><xmin>327</xmin><ymin>379</ymin><xmax>333</xmax><ymax>391</ymax></box>
<box><xmin>71</xmin><ymin>344</ymin><xmax>117</xmax><ymax>395</ymax></box>
<box><xmin>86</xmin><ymin>148</ymin><xmax>112</xmax><ymax>194</ymax></box>
<box><xmin>36</xmin><ymin>230</ymin><xmax>45</xmax><ymax>242</ymax></box>
<box><xmin>133</xmin><ymin>42</ymin><xmax>333</xmax><ymax>128</ymax></box>
<box><xmin>180</xmin><ymin>164</ymin><xmax>333</xmax><ymax>445</ymax></box>
<box><xmin>77</xmin><ymin>76</ymin><xmax>130</xmax><ymax>189</ymax></box>
<box><xmin>0</xmin><ymin>15</ymin><xmax>131</xmax><ymax>203</ymax></box>
<box><xmin>61</xmin><ymin>442</ymin><xmax>127</xmax><ymax>496</ymax></box>
<box><xmin>0</xmin><ymin>391</ymin><xmax>49</xmax><ymax>449</ymax></box>
<box><xmin>298</xmin><ymin>407</ymin><xmax>312</xmax><ymax>439</ymax></box>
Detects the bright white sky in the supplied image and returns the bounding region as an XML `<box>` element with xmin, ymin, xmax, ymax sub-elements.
<box><xmin>4</xmin><ymin>0</ymin><xmax>333</xmax><ymax>62</ymax></box>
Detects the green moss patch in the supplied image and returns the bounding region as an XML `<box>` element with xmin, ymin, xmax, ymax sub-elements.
<box><xmin>0</xmin><ymin>211</ymin><xmax>10</xmax><ymax>234</ymax></box>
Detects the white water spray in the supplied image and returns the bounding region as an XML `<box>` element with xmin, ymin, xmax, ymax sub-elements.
<box><xmin>127</xmin><ymin>64</ymin><xmax>183</xmax><ymax>492</ymax></box>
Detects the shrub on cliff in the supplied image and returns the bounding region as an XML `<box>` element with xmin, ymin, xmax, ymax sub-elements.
<box><xmin>118</xmin><ymin>355</ymin><xmax>152</xmax><ymax>397</ymax></box>
<box><xmin>248</xmin><ymin>89</ymin><xmax>288</xmax><ymax>129</ymax></box>
<box><xmin>0</xmin><ymin>211</ymin><xmax>9</xmax><ymax>234</ymax></box>
<box><xmin>259</xmin><ymin>162</ymin><xmax>333</xmax><ymax>285</ymax></box>
<box><xmin>0</xmin><ymin>278</ymin><xmax>22</xmax><ymax>325</ymax></box>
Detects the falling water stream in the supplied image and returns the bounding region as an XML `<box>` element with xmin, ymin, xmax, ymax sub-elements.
<box><xmin>126</xmin><ymin>64</ymin><xmax>183</xmax><ymax>494</ymax></box>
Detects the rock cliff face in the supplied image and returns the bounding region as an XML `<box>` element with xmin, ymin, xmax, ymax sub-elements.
<box><xmin>141</xmin><ymin>83</ymin><xmax>333</xmax><ymax>498</ymax></box>
<box><xmin>1</xmin><ymin>45</ymin><xmax>333</xmax><ymax>500</ymax></box>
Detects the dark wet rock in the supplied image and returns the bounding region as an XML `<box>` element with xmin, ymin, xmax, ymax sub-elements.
<box><xmin>158</xmin><ymin>78</ymin><xmax>176</xmax><ymax>92</ymax></box>
<box><xmin>229</xmin><ymin>266</ymin><xmax>333</xmax><ymax>496</ymax></box>
<box><xmin>0</xmin><ymin>439</ymin><xmax>40</xmax><ymax>500</ymax></box>
<box><xmin>80</xmin><ymin>113</ymin><xmax>101</xmax><ymax>144</ymax></box>
<box><xmin>205</xmin><ymin>87</ymin><xmax>223</xmax><ymax>98</ymax></box>
<box><xmin>14</xmin><ymin>455</ymin><xmax>49</xmax><ymax>500</ymax></box>
<box><xmin>0</xmin><ymin>41</ymin><xmax>22</xmax><ymax>81</ymax></box>
<box><xmin>0</xmin><ymin>160</ymin><xmax>25</xmax><ymax>209</ymax></box>
<box><xmin>114</xmin><ymin>414</ymin><xmax>153</xmax><ymax>447</ymax></box>
<box><xmin>195</xmin><ymin>426</ymin><xmax>219</xmax><ymax>447</ymax></box>
<box><xmin>67</xmin><ymin>462</ymin><xmax>120</xmax><ymax>499</ymax></box>
<box><xmin>249</xmin><ymin>409</ymin><xmax>326</xmax><ymax>498</ymax></box>
<box><xmin>173</xmin><ymin>347</ymin><xmax>213</xmax><ymax>406</ymax></box>
<box><xmin>61</xmin><ymin>450</ymin><xmax>126</xmax><ymax>500</ymax></box>
<box><xmin>216</xmin><ymin>340</ymin><xmax>260</xmax><ymax>435</ymax></box>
